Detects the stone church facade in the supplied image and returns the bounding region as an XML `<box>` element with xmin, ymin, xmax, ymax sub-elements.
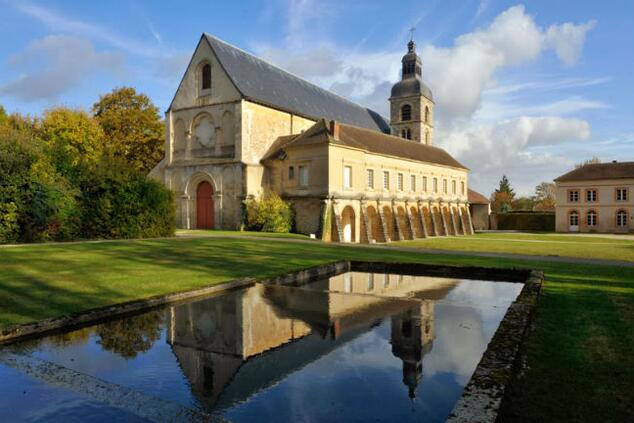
<box><xmin>150</xmin><ymin>34</ymin><xmax>473</xmax><ymax>242</ymax></box>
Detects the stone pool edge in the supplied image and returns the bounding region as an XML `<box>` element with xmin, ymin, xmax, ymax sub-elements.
<box><xmin>447</xmin><ymin>269</ymin><xmax>544</xmax><ymax>423</ymax></box>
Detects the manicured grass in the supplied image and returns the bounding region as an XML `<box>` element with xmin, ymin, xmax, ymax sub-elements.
<box><xmin>176</xmin><ymin>229</ymin><xmax>312</xmax><ymax>239</ymax></box>
<box><xmin>0</xmin><ymin>235</ymin><xmax>632</xmax><ymax>421</ymax></box>
<box><xmin>392</xmin><ymin>232</ymin><xmax>634</xmax><ymax>262</ymax></box>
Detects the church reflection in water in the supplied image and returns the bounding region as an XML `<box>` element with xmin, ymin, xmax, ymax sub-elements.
<box><xmin>166</xmin><ymin>272</ymin><xmax>459</xmax><ymax>410</ymax></box>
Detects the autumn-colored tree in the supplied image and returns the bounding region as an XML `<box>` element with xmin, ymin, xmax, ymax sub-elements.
<box><xmin>534</xmin><ymin>181</ymin><xmax>556</xmax><ymax>211</ymax></box>
<box><xmin>491</xmin><ymin>191</ymin><xmax>514</xmax><ymax>213</ymax></box>
<box><xmin>92</xmin><ymin>87</ymin><xmax>164</xmax><ymax>173</ymax></box>
<box><xmin>38</xmin><ymin>107</ymin><xmax>104</xmax><ymax>175</ymax></box>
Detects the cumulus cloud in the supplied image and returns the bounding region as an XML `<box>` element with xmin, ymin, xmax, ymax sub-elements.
<box><xmin>546</xmin><ymin>21</ymin><xmax>597</xmax><ymax>65</ymax></box>
<box><xmin>0</xmin><ymin>35</ymin><xmax>123</xmax><ymax>101</ymax></box>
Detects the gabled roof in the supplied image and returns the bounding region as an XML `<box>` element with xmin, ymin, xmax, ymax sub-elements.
<box><xmin>554</xmin><ymin>161</ymin><xmax>634</xmax><ymax>182</ymax></box>
<box><xmin>468</xmin><ymin>189</ymin><xmax>489</xmax><ymax>205</ymax></box>
<box><xmin>264</xmin><ymin>119</ymin><xmax>468</xmax><ymax>170</ymax></box>
<box><xmin>195</xmin><ymin>34</ymin><xmax>390</xmax><ymax>133</ymax></box>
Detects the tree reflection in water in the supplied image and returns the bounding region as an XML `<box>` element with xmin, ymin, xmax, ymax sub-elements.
<box><xmin>96</xmin><ymin>311</ymin><xmax>164</xmax><ymax>359</ymax></box>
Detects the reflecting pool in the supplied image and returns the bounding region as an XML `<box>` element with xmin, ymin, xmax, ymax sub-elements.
<box><xmin>0</xmin><ymin>272</ymin><xmax>523</xmax><ymax>422</ymax></box>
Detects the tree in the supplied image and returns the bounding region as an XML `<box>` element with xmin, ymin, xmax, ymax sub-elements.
<box><xmin>575</xmin><ymin>157</ymin><xmax>601</xmax><ymax>169</ymax></box>
<box><xmin>92</xmin><ymin>87</ymin><xmax>164</xmax><ymax>173</ymax></box>
<box><xmin>534</xmin><ymin>181</ymin><xmax>556</xmax><ymax>211</ymax></box>
<box><xmin>491</xmin><ymin>191</ymin><xmax>514</xmax><ymax>213</ymax></box>
<box><xmin>38</xmin><ymin>107</ymin><xmax>104</xmax><ymax>176</ymax></box>
<box><xmin>512</xmin><ymin>196</ymin><xmax>536</xmax><ymax>211</ymax></box>
<box><xmin>496</xmin><ymin>175</ymin><xmax>515</xmax><ymax>197</ymax></box>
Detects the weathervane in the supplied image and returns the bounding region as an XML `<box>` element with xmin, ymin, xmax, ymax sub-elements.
<box><xmin>408</xmin><ymin>26</ymin><xmax>416</xmax><ymax>42</ymax></box>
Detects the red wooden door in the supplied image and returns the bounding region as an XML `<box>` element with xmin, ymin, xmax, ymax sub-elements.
<box><xmin>196</xmin><ymin>181</ymin><xmax>214</xmax><ymax>229</ymax></box>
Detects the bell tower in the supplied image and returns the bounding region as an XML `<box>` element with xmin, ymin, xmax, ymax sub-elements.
<box><xmin>389</xmin><ymin>40</ymin><xmax>434</xmax><ymax>145</ymax></box>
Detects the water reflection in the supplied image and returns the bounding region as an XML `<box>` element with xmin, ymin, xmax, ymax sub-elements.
<box><xmin>4</xmin><ymin>272</ymin><xmax>522</xmax><ymax>422</ymax></box>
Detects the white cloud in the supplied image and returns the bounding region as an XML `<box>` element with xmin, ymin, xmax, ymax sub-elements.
<box><xmin>546</xmin><ymin>21</ymin><xmax>597</xmax><ymax>65</ymax></box>
<box><xmin>0</xmin><ymin>35</ymin><xmax>124</xmax><ymax>101</ymax></box>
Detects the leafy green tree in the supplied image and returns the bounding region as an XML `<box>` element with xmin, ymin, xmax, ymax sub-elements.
<box><xmin>92</xmin><ymin>87</ymin><xmax>164</xmax><ymax>173</ymax></box>
<box><xmin>511</xmin><ymin>196</ymin><xmax>537</xmax><ymax>211</ymax></box>
<box><xmin>38</xmin><ymin>107</ymin><xmax>104</xmax><ymax>177</ymax></box>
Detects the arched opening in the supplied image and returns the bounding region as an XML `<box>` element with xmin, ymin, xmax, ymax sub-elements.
<box><xmin>443</xmin><ymin>207</ymin><xmax>454</xmax><ymax>235</ymax></box>
<box><xmin>367</xmin><ymin>205</ymin><xmax>384</xmax><ymax>243</ymax></box>
<box><xmin>201</xmin><ymin>63</ymin><xmax>211</xmax><ymax>90</ymax></box>
<box><xmin>383</xmin><ymin>206</ymin><xmax>396</xmax><ymax>241</ymax></box>
<box><xmin>341</xmin><ymin>206</ymin><xmax>356</xmax><ymax>243</ymax></box>
<box><xmin>422</xmin><ymin>207</ymin><xmax>434</xmax><ymax>236</ymax></box>
<box><xmin>196</xmin><ymin>181</ymin><xmax>214</xmax><ymax>229</ymax></box>
<box><xmin>410</xmin><ymin>206</ymin><xmax>423</xmax><ymax>238</ymax></box>
<box><xmin>568</xmin><ymin>210</ymin><xmax>579</xmax><ymax>232</ymax></box>
<box><xmin>616</xmin><ymin>210</ymin><xmax>628</xmax><ymax>229</ymax></box>
<box><xmin>397</xmin><ymin>206</ymin><xmax>412</xmax><ymax>240</ymax></box>
<box><xmin>424</xmin><ymin>106</ymin><xmax>430</xmax><ymax>123</ymax></box>
<box><xmin>433</xmin><ymin>206</ymin><xmax>444</xmax><ymax>235</ymax></box>
<box><xmin>401</xmin><ymin>104</ymin><xmax>412</xmax><ymax>121</ymax></box>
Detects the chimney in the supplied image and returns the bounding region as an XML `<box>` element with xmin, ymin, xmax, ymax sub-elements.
<box><xmin>329</xmin><ymin>120</ymin><xmax>340</xmax><ymax>139</ymax></box>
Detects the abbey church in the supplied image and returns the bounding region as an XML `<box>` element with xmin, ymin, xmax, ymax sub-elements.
<box><xmin>150</xmin><ymin>33</ymin><xmax>473</xmax><ymax>242</ymax></box>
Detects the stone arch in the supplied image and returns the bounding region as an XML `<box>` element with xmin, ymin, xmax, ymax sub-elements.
<box><xmin>366</xmin><ymin>205</ymin><xmax>384</xmax><ymax>243</ymax></box>
<box><xmin>422</xmin><ymin>207</ymin><xmax>433</xmax><ymax>236</ymax></box>
<box><xmin>410</xmin><ymin>206</ymin><xmax>423</xmax><ymax>238</ymax></box>
<box><xmin>443</xmin><ymin>206</ymin><xmax>454</xmax><ymax>235</ymax></box>
<box><xmin>383</xmin><ymin>205</ymin><xmax>396</xmax><ymax>241</ymax></box>
<box><xmin>191</xmin><ymin>112</ymin><xmax>216</xmax><ymax>149</ymax></box>
<box><xmin>184</xmin><ymin>172</ymin><xmax>220</xmax><ymax>230</ymax></box>
<box><xmin>432</xmin><ymin>206</ymin><xmax>444</xmax><ymax>236</ymax></box>
<box><xmin>341</xmin><ymin>206</ymin><xmax>356</xmax><ymax>243</ymax></box>
<box><xmin>424</xmin><ymin>105</ymin><xmax>430</xmax><ymax>123</ymax></box>
<box><xmin>173</xmin><ymin>118</ymin><xmax>186</xmax><ymax>156</ymax></box>
<box><xmin>397</xmin><ymin>206</ymin><xmax>412</xmax><ymax>240</ymax></box>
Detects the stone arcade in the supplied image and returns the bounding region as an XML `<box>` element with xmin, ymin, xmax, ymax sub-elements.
<box><xmin>150</xmin><ymin>34</ymin><xmax>474</xmax><ymax>242</ymax></box>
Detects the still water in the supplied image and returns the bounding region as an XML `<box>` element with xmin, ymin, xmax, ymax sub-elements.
<box><xmin>0</xmin><ymin>272</ymin><xmax>522</xmax><ymax>422</ymax></box>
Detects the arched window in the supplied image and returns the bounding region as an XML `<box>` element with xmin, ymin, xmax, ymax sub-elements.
<box><xmin>201</xmin><ymin>63</ymin><xmax>211</xmax><ymax>90</ymax></box>
<box><xmin>569</xmin><ymin>211</ymin><xmax>579</xmax><ymax>226</ymax></box>
<box><xmin>424</xmin><ymin>106</ymin><xmax>430</xmax><ymax>123</ymax></box>
<box><xmin>587</xmin><ymin>210</ymin><xmax>597</xmax><ymax>226</ymax></box>
<box><xmin>401</xmin><ymin>104</ymin><xmax>412</xmax><ymax>121</ymax></box>
<box><xmin>616</xmin><ymin>210</ymin><xmax>628</xmax><ymax>227</ymax></box>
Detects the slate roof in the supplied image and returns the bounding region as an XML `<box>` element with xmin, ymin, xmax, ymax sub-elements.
<box><xmin>554</xmin><ymin>161</ymin><xmax>634</xmax><ymax>182</ymax></box>
<box><xmin>201</xmin><ymin>34</ymin><xmax>391</xmax><ymax>133</ymax></box>
<box><xmin>263</xmin><ymin>119</ymin><xmax>468</xmax><ymax>170</ymax></box>
<box><xmin>468</xmin><ymin>189</ymin><xmax>489</xmax><ymax>205</ymax></box>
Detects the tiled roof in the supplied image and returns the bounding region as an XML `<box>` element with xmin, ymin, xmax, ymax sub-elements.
<box><xmin>264</xmin><ymin>119</ymin><xmax>468</xmax><ymax>170</ymax></box>
<box><xmin>203</xmin><ymin>34</ymin><xmax>391</xmax><ymax>133</ymax></box>
<box><xmin>554</xmin><ymin>161</ymin><xmax>634</xmax><ymax>182</ymax></box>
<box><xmin>468</xmin><ymin>189</ymin><xmax>489</xmax><ymax>204</ymax></box>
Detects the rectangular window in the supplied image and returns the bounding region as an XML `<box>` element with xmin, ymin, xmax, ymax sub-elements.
<box><xmin>433</xmin><ymin>177</ymin><xmax>438</xmax><ymax>193</ymax></box>
<box><xmin>343</xmin><ymin>165</ymin><xmax>352</xmax><ymax>189</ymax></box>
<box><xmin>443</xmin><ymin>179</ymin><xmax>448</xmax><ymax>194</ymax></box>
<box><xmin>410</xmin><ymin>175</ymin><xmax>416</xmax><ymax>192</ymax></box>
<box><xmin>586</xmin><ymin>189</ymin><xmax>597</xmax><ymax>202</ymax></box>
<box><xmin>568</xmin><ymin>190</ymin><xmax>579</xmax><ymax>202</ymax></box>
<box><xmin>367</xmin><ymin>169</ymin><xmax>374</xmax><ymax>189</ymax></box>
<box><xmin>423</xmin><ymin>176</ymin><xmax>428</xmax><ymax>192</ymax></box>
<box><xmin>587</xmin><ymin>212</ymin><xmax>597</xmax><ymax>226</ymax></box>
<box><xmin>616</xmin><ymin>188</ymin><xmax>628</xmax><ymax>201</ymax></box>
<box><xmin>452</xmin><ymin>180</ymin><xmax>456</xmax><ymax>195</ymax></box>
<box><xmin>383</xmin><ymin>171</ymin><xmax>390</xmax><ymax>190</ymax></box>
<box><xmin>299</xmin><ymin>165</ymin><xmax>308</xmax><ymax>187</ymax></box>
<box><xmin>397</xmin><ymin>173</ymin><xmax>404</xmax><ymax>191</ymax></box>
<box><xmin>461</xmin><ymin>181</ymin><xmax>465</xmax><ymax>195</ymax></box>
<box><xmin>288</xmin><ymin>166</ymin><xmax>294</xmax><ymax>180</ymax></box>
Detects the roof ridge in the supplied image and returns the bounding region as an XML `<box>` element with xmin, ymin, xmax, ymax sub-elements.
<box><xmin>340</xmin><ymin>121</ymin><xmax>447</xmax><ymax>152</ymax></box>
<box><xmin>203</xmin><ymin>33</ymin><xmax>386</xmax><ymax>118</ymax></box>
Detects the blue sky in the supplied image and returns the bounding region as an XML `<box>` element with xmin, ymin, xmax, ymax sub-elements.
<box><xmin>1</xmin><ymin>0</ymin><xmax>632</xmax><ymax>195</ymax></box>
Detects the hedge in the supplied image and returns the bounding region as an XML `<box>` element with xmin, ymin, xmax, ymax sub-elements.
<box><xmin>494</xmin><ymin>212</ymin><xmax>555</xmax><ymax>231</ymax></box>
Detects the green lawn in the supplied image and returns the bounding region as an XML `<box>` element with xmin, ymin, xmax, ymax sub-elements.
<box><xmin>0</xmin><ymin>235</ymin><xmax>632</xmax><ymax>421</ymax></box>
<box><xmin>393</xmin><ymin>232</ymin><xmax>634</xmax><ymax>262</ymax></box>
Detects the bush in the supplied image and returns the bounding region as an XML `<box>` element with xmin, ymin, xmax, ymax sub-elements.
<box><xmin>495</xmin><ymin>212</ymin><xmax>555</xmax><ymax>231</ymax></box>
<box><xmin>244</xmin><ymin>192</ymin><xmax>292</xmax><ymax>233</ymax></box>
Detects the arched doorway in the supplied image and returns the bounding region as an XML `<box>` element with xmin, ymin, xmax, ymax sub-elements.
<box><xmin>341</xmin><ymin>206</ymin><xmax>356</xmax><ymax>243</ymax></box>
<box><xmin>367</xmin><ymin>205</ymin><xmax>384</xmax><ymax>242</ymax></box>
<box><xmin>196</xmin><ymin>181</ymin><xmax>214</xmax><ymax>229</ymax></box>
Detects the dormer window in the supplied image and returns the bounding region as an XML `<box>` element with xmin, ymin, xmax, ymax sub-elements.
<box><xmin>401</xmin><ymin>104</ymin><xmax>412</xmax><ymax>121</ymax></box>
<box><xmin>201</xmin><ymin>63</ymin><xmax>211</xmax><ymax>91</ymax></box>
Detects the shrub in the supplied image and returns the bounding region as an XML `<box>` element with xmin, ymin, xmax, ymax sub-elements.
<box><xmin>244</xmin><ymin>192</ymin><xmax>292</xmax><ymax>233</ymax></box>
<box><xmin>495</xmin><ymin>212</ymin><xmax>555</xmax><ymax>231</ymax></box>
